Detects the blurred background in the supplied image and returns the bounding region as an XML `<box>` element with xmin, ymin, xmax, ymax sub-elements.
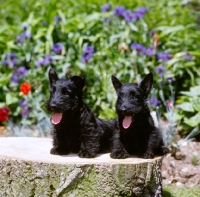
<box><xmin>1</xmin><ymin>0</ymin><xmax>200</xmax><ymax>138</ymax></box>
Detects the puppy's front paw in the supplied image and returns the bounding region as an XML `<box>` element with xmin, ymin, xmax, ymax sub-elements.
<box><xmin>50</xmin><ymin>146</ymin><xmax>69</xmax><ymax>155</ymax></box>
<box><xmin>143</xmin><ymin>152</ymin><xmax>154</xmax><ymax>159</ymax></box>
<box><xmin>110</xmin><ymin>148</ymin><xmax>129</xmax><ymax>159</ymax></box>
<box><xmin>78</xmin><ymin>150</ymin><xmax>97</xmax><ymax>158</ymax></box>
<box><xmin>161</xmin><ymin>146</ymin><xmax>169</xmax><ymax>155</ymax></box>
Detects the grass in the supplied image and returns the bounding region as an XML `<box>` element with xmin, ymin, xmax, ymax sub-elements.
<box><xmin>163</xmin><ymin>185</ymin><xmax>200</xmax><ymax>197</ymax></box>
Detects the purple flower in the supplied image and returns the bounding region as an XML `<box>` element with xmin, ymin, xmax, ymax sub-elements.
<box><xmin>150</xmin><ymin>30</ymin><xmax>156</xmax><ymax>36</ymax></box>
<box><xmin>123</xmin><ymin>10</ymin><xmax>136</xmax><ymax>22</ymax></box>
<box><xmin>2</xmin><ymin>60</ymin><xmax>17</xmax><ymax>68</ymax></box>
<box><xmin>16</xmin><ymin>35</ymin><xmax>24</xmax><ymax>43</ymax></box>
<box><xmin>145</xmin><ymin>47</ymin><xmax>156</xmax><ymax>56</ymax></box>
<box><xmin>52</xmin><ymin>43</ymin><xmax>63</xmax><ymax>54</ymax></box>
<box><xmin>19</xmin><ymin>99</ymin><xmax>28</xmax><ymax>108</ymax></box>
<box><xmin>5</xmin><ymin>53</ymin><xmax>16</xmax><ymax>59</ymax></box>
<box><xmin>157</xmin><ymin>52</ymin><xmax>172</xmax><ymax>61</ymax></box>
<box><xmin>17</xmin><ymin>67</ymin><xmax>28</xmax><ymax>77</ymax></box>
<box><xmin>81</xmin><ymin>46</ymin><xmax>95</xmax><ymax>63</ymax></box>
<box><xmin>16</xmin><ymin>32</ymin><xmax>32</xmax><ymax>43</ymax></box>
<box><xmin>133</xmin><ymin>12</ymin><xmax>144</xmax><ymax>20</ymax></box>
<box><xmin>113</xmin><ymin>6</ymin><xmax>126</xmax><ymax>16</ymax></box>
<box><xmin>41</xmin><ymin>21</ymin><xmax>47</xmax><ymax>26</ymax></box>
<box><xmin>130</xmin><ymin>43</ymin><xmax>145</xmax><ymax>55</ymax></box>
<box><xmin>19</xmin><ymin>99</ymin><xmax>29</xmax><ymax>118</ymax></box>
<box><xmin>2</xmin><ymin>53</ymin><xmax>17</xmax><ymax>67</ymax></box>
<box><xmin>11</xmin><ymin>74</ymin><xmax>19</xmax><ymax>84</ymax></box>
<box><xmin>35</xmin><ymin>55</ymin><xmax>54</xmax><ymax>67</ymax></box>
<box><xmin>183</xmin><ymin>51</ymin><xmax>193</xmax><ymax>61</ymax></box>
<box><xmin>21</xmin><ymin>108</ymin><xmax>29</xmax><ymax>118</ymax></box>
<box><xmin>84</xmin><ymin>46</ymin><xmax>95</xmax><ymax>54</ymax></box>
<box><xmin>149</xmin><ymin>97</ymin><xmax>161</xmax><ymax>107</ymax></box>
<box><xmin>54</xmin><ymin>15</ymin><xmax>61</xmax><ymax>22</ymax></box>
<box><xmin>23</xmin><ymin>32</ymin><xmax>32</xmax><ymax>39</ymax></box>
<box><xmin>43</xmin><ymin>55</ymin><xmax>53</xmax><ymax>65</ymax></box>
<box><xmin>135</xmin><ymin>7</ymin><xmax>149</xmax><ymax>14</ymax></box>
<box><xmin>2</xmin><ymin>60</ymin><xmax>8</xmax><ymax>66</ymax></box>
<box><xmin>102</xmin><ymin>17</ymin><xmax>110</xmax><ymax>23</ymax></box>
<box><xmin>154</xmin><ymin>65</ymin><xmax>166</xmax><ymax>77</ymax></box>
<box><xmin>22</xmin><ymin>24</ymin><xmax>29</xmax><ymax>30</ymax></box>
<box><xmin>35</xmin><ymin>59</ymin><xmax>45</xmax><ymax>67</ymax></box>
<box><xmin>82</xmin><ymin>54</ymin><xmax>92</xmax><ymax>63</ymax></box>
<box><xmin>101</xmin><ymin>4</ymin><xmax>111</xmax><ymax>12</ymax></box>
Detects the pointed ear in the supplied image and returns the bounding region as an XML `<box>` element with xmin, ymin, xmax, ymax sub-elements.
<box><xmin>140</xmin><ymin>72</ymin><xmax>153</xmax><ymax>96</ymax></box>
<box><xmin>70</xmin><ymin>76</ymin><xmax>85</xmax><ymax>90</ymax></box>
<box><xmin>48</xmin><ymin>68</ymin><xmax>58</xmax><ymax>86</ymax></box>
<box><xmin>111</xmin><ymin>75</ymin><xmax>122</xmax><ymax>94</ymax></box>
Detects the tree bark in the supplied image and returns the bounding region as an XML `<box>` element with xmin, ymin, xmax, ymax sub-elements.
<box><xmin>0</xmin><ymin>137</ymin><xmax>163</xmax><ymax>197</ymax></box>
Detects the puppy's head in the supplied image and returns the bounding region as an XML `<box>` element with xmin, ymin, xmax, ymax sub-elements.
<box><xmin>112</xmin><ymin>72</ymin><xmax>153</xmax><ymax>129</ymax></box>
<box><xmin>47</xmin><ymin>68</ymin><xmax>85</xmax><ymax>124</ymax></box>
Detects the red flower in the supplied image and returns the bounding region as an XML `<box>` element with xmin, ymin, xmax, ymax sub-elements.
<box><xmin>0</xmin><ymin>107</ymin><xmax>10</xmax><ymax>122</ymax></box>
<box><xmin>20</xmin><ymin>82</ymin><xmax>32</xmax><ymax>95</ymax></box>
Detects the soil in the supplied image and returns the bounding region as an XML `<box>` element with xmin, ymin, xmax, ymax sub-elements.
<box><xmin>162</xmin><ymin>141</ymin><xmax>200</xmax><ymax>187</ymax></box>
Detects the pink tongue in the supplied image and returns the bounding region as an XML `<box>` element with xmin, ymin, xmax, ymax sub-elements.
<box><xmin>122</xmin><ymin>116</ymin><xmax>132</xmax><ymax>129</ymax></box>
<box><xmin>52</xmin><ymin>113</ymin><xmax>63</xmax><ymax>124</ymax></box>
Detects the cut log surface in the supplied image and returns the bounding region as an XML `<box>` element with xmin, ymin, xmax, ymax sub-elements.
<box><xmin>0</xmin><ymin>137</ymin><xmax>163</xmax><ymax>197</ymax></box>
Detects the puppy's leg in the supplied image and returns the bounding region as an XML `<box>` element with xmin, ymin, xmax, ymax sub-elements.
<box><xmin>50</xmin><ymin>129</ymin><xmax>70</xmax><ymax>155</ymax></box>
<box><xmin>110</xmin><ymin>124</ymin><xmax>129</xmax><ymax>159</ymax></box>
<box><xmin>78</xmin><ymin>113</ymin><xmax>100</xmax><ymax>158</ymax></box>
<box><xmin>78</xmin><ymin>135</ymin><xmax>100</xmax><ymax>158</ymax></box>
<box><xmin>156</xmin><ymin>138</ymin><xmax>169</xmax><ymax>156</ymax></box>
<box><xmin>143</xmin><ymin>132</ymin><xmax>157</xmax><ymax>159</ymax></box>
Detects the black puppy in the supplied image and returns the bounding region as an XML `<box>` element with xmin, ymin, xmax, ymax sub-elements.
<box><xmin>47</xmin><ymin>68</ymin><xmax>112</xmax><ymax>158</ymax></box>
<box><xmin>110</xmin><ymin>72</ymin><xmax>169</xmax><ymax>159</ymax></box>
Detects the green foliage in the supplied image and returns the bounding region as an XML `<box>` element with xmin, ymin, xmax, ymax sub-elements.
<box><xmin>163</xmin><ymin>185</ymin><xmax>200</xmax><ymax>197</ymax></box>
<box><xmin>0</xmin><ymin>0</ymin><xmax>200</xmax><ymax>138</ymax></box>
<box><xmin>176</xmin><ymin>86</ymin><xmax>200</xmax><ymax>133</ymax></box>
<box><xmin>191</xmin><ymin>155</ymin><xmax>199</xmax><ymax>166</ymax></box>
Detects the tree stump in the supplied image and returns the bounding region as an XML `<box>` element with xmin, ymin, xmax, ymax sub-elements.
<box><xmin>0</xmin><ymin>137</ymin><xmax>163</xmax><ymax>197</ymax></box>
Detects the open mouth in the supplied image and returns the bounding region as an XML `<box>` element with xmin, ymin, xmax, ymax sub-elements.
<box><xmin>122</xmin><ymin>115</ymin><xmax>134</xmax><ymax>129</ymax></box>
<box><xmin>52</xmin><ymin>112</ymin><xmax>63</xmax><ymax>124</ymax></box>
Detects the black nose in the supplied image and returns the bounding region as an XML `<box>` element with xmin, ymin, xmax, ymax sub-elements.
<box><xmin>121</xmin><ymin>107</ymin><xmax>127</xmax><ymax>113</ymax></box>
<box><xmin>50</xmin><ymin>102</ymin><xmax>57</xmax><ymax>110</ymax></box>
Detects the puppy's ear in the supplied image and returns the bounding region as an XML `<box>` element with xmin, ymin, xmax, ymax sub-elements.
<box><xmin>140</xmin><ymin>72</ymin><xmax>153</xmax><ymax>96</ymax></box>
<box><xmin>70</xmin><ymin>76</ymin><xmax>85</xmax><ymax>90</ymax></box>
<box><xmin>48</xmin><ymin>68</ymin><xmax>58</xmax><ymax>85</ymax></box>
<box><xmin>111</xmin><ymin>75</ymin><xmax>122</xmax><ymax>94</ymax></box>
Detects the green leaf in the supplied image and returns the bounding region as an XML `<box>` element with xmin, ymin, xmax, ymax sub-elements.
<box><xmin>0</xmin><ymin>74</ymin><xmax>11</xmax><ymax>87</ymax></box>
<box><xmin>0</xmin><ymin>102</ymin><xmax>6</xmax><ymax>108</ymax></box>
<box><xmin>184</xmin><ymin>113</ymin><xmax>200</xmax><ymax>127</ymax></box>
<box><xmin>6</xmin><ymin>93</ymin><xmax>19</xmax><ymax>105</ymax></box>
<box><xmin>193</xmin><ymin>99</ymin><xmax>200</xmax><ymax>112</ymax></box>
<box><xmin>190</xmin><ymin>86</ymin><xmax>200</xmax><ymax>96</ymax></box>
<box><xmin>177</xmin><ymin>102</ymin><xmax>194</xmax><ymax>112</ymax></box>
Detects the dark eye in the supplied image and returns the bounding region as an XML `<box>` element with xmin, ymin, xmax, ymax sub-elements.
<box><xmin>62</xmin><ymin>87</ymin><xmax>68</xmax><ymax>94</ymax></box>
<box><xmin>131</xmin><ymin>93</ymin><xmax>136</xmax><ymax>99</ymax></box>
<box><xmin>131</xmin><ymin>94</ymin><xmax>140</xmax><ymax>100</ymax></box>
<box><xmin>135</xmin><ymin>95</ymin><xmax>141</xmax><ymax>100</ymax></box>
<box><xmin>131</xmin><ymin>94</ymin><xmax>135</xmax><ymax>98</ymax></box>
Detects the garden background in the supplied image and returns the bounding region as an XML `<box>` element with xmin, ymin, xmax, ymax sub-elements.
<box><xmin>0</xmin><ymin>0</ymin><xmax>200</xmax><ymax>195</ymax></box>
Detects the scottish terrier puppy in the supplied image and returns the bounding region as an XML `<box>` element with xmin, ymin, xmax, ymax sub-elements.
<box><xmin>110</xmin><ymin>72</ymin><xmax>169</xmax><ymax>159</ymax></box>
<box><xmin>47</xmin><ymin>68</ymin><xmax>112</xmax><ymax>158</ymax></box>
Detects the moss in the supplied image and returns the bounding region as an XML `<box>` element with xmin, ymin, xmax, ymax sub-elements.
<box><xmin>0</xmin><ymin>157</ymin><xmax>163</xmax><ymax>197</ymax></box>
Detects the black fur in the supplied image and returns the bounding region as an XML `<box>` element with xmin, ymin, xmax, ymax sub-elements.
<box><xmin>110</xmin><ymin>72</ymin><xmax>169</xmax><ymax>159</ymax></box>
<box><xmin>47</xmin><ymin>68</ymin><xmax>112</xmax><ymax>158</ymax></box>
